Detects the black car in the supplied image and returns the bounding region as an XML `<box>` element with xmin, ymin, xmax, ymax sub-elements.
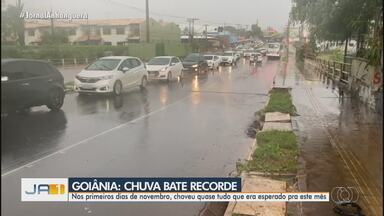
<box><xmin>182</xmin><ymin>53</ymin><xmax>209</xmax><ymax>74</ymax></box>
<box><xmin>1</xmin><ymin>59</ymin><xmax>65</xmax><ymax>113</ymax></box>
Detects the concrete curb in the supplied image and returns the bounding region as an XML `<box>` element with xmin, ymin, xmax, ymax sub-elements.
<box><xmin>224</xmin><ymin>87</ymin><xmax>299</xmax><ymax>216</ymax></box>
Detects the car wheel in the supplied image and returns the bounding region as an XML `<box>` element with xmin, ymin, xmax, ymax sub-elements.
<box><xmin>167</xmin><ymin>72</ymin><xmax>172</xmax><ymax>82</ymax></box>
<box><xmin>46</xmin><ymin>88</ymin><xmax>64</xmax><ymax>111</ymax></box>
<box><xmin>140</xmin><ymin>76</ymin><xmax>147</xmax><ymax>89</ymax></box>
<box><xmin>113</xmin><ymin>80</ymin><xmax>123</xmax><ymax>96</ymax></box>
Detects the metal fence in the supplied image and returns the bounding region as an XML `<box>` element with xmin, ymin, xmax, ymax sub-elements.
<box><xmin>304</xmin><ymin>55</ymin><xmax>352</xmax><ymax>88</ymax></box>
<box><xmin>304</xmin><ymin>55</ymin><xmax>382</xmax><ymax>112</ymax></box>
<box><xmin>47</xmin><ymin>57</ymin><xmax>98</xmax><ymax>67</ymax></box>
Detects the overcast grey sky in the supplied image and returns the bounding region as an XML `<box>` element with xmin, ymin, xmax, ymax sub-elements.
<box><xmin>16</xmin><ymin>0</ymin><xmax>291</xmax><ymax>31</ymax></box>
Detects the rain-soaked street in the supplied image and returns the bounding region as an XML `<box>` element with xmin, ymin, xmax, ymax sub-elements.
<box><xmin>1</xmin><ymin>59</ymin><xmax>279</xmax><ymax>216</ymax></box>
<box><xmin>274</xmin><ymin>48</ymin><xmax>383</xmax><ymax>216</ymax></box>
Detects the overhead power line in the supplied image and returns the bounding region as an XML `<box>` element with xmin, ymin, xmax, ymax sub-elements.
<box><xmin>104</xmin><ymin>0</ymin><xmax>244</xmax><ymax>27</ymax></box>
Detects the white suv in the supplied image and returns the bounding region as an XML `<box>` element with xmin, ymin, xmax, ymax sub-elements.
<box><xmin>220</xmin><ymin>51</ymin><xmax>237</xmax><ymax>66</ymax></box>
<box><xmin>74</xmin><ymin>56</ymin><xmax>148</xmax><ymax>95</ymax></box>
<box><xmin>146</xmin><ymin>56</ymin><xmax>183</xmax><ymax>81</ymax></box>
<box><xmin>266</xmin><ymin>43</ymin><xmax>282</xmax><ymax>59</ymax></box>
<box><xmin>204</xmin><ymin>54</ymin><xmax>221</xmax><ymax>70</ymax></box>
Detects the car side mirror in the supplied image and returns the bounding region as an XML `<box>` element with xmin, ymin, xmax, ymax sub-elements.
<box><xmin>122</xmin><ymin>67</ymin><xmax>130</xmax><ymax>72</ymax></box>
<box><xmin>170</xmin><ymin>63</ymin><xmax>176</xmax><ymax>66</ymax></box>
<box><xmin>1</xmin><ymin>76</ymin><xmax>9</xmax><ymax>82</ymax></box>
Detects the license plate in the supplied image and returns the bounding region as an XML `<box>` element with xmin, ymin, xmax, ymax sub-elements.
<box><xmin>80</xmin><ymin>85</ymin><xmax>94</xmax><ymax>89</ymax></box>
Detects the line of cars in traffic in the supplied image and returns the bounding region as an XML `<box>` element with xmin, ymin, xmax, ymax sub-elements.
<box><xmin>74</xmin><ymin>51</ymin><xmax>244</xmax><ymax>97</ymax></box>
<box><xmin>0</xmin><ymin>52</ymin><xmax>230</xmax><ymax>113</ymax></box>
<box><xmin>1</xmin><ymin>44</ymin><xmax>273</xmax><ymax>113</ymax></box>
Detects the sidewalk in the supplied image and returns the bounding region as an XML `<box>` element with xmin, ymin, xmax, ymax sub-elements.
<box><xmin>274</xmin><ymin>49</ymin><xmax>383</xmax><ymax>215</ymax></box>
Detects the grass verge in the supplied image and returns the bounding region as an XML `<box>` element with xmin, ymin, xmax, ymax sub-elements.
<box><xmin>317</xmin><ymin>50</ymin><xmax>344</xmax><ymax>62</ymax></box>
<box><xmin>237</xmin><ymin>130</ymin><xmax>298</xmax><ymax>173</ymax></box>
<box><xmin>265</xmin><ymin>88</ymin><xmax>296</xmax><ymax>115</ymax></box>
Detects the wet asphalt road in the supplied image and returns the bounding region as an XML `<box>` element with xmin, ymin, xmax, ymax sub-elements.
<box><xmin>1</xmin><ymin>58</ymin><xmax>279</xmax><ymax>216</ymax></box>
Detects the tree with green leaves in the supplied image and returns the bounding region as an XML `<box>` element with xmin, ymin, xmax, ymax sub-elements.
<box><xmin>1</xmin><ymin>0</ymin><xmax>25</xmax><ymax>46</ymax></box>
<box><xmin>290</xmin><ymin>0</ymin><xmax>382</xmax><ymax>64</ymax></box>
<box><xmin>250</xmin><ymin>24</ymin><xmax>263</xmax><ymax>39</ymax></box>
<box><xmin>40</xmin><ymin>30</ymin><xmax>69</xmax><ymax>45</ymax></box>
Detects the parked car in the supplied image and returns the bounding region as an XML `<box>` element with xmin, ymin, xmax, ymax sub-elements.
<box><xmin>1</xmin><ymin>59</ymin><xmax>65</xmax><ymax>113</ymax></box>
<box><xmin>204</xmin><ymin>54</ymin><xmax>221</xmax><ymax>70</ymax></box>
<box><xmin>74</xmin><ymin>56</ymin><xmax>148</xmax><ymax>96</ymax></box>
<box><xmin>182</xmin><ymin>53</ymin><xmax>209</xmax><ymax>74</ymax></box>
<box><xmin>146</xmin><ymin>56</ymin><xmax>183</xmax><ymax>81</ymax></box>
<box><xmin>249</xmin><ymin>53</ymin><xmax>263</xmax><ymax>65</ymax></box>
<box><xmin>266</xmin><ymin>43</ymin><xmax>282</xmax><ymax>59</ymax></box>
<box><xmin>220</xmin><ymin>51</ymin><xmax>237</xmax><ymax>66</ymax></box>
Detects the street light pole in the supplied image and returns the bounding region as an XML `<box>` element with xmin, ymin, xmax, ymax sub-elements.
<box><xmin>145</xmin><ymin>0</ymin><xmax>150</xmax><ymax>43</ymax></box>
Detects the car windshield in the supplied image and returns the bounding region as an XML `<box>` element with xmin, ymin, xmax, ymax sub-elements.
<box><xmin>204</xmin><ymin>56</ymin><xmax>213</xmax><ymax>60</ymax></box>
<box><xmin>184</xmin><ymin>54</ymin><xmax>200</xmax><ymax>61</ymax></box>
<box><xmin>86</xmin><ymin>59</ymin><xmax>121</xmax><ymax>70</ymax></box>
<box><xmin>268</xmin><ymin>44</ymin><xmax>280</xmax><ymax>49</ymax></box>
<box><xmin>147</xmin><ymin>58</ymin><xmax>170</xmax><ymax>65</ymax></box>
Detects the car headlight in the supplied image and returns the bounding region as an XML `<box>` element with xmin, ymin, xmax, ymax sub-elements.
<box><xmin>191</xmin><ymin>64</ymin><xmax>198</xmax><ymax>68</ymax></box>
<box><xmin>99</xmin><ymin>75</ymin><xmax>113</xmax><ymax>80</ymax></box>
<box><xmin>160</xmin><ymin>67</ymin><xmax>168</xmax><ymax>72</ymax></box>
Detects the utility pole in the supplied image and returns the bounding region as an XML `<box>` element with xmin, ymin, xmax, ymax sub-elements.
<box><xmin>87</xmin><ymin>19</ymin><xmax>90</xmax><ymax>44</ymax></box>
<box><xmin>286</xmin><ymin>19</ymin><xmax>290</xmax><ymax>56</ymax></box>
<box><xmin>187</xmin><ymin>18</ymin><xmax>192</xmax><ymax>44</ymax></box>
<box><xmin>204</xmin><ymin>24</ymin><xmax>209</xmax><ymax>51</ymax></box>
<box><xmin>204</xmin><ymin>24</ymin><xmax>208</xmax><ymax>40</ymax></box>
<box><xmin>49</xmin><ymin>0</ymin><xmax>54</xmax><ymax>34</ymax></box>
<box><xmin>187</xmin><ymin>18</ymin><xmax>198</xmax><ymax>46</ymax></box>
<box><xmin>50</xmin><ymin>12</ymin><xmax>54</xmax><ymax>34</ymax></box>
<box><xmin>145</xmin><ymin>0</ymin><xmax>150</xmax><ymax>43</ymax></box>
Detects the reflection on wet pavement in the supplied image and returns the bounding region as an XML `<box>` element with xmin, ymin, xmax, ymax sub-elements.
<box><xmin>1</xmin><ymin>58</ymin><xmax>278</xmax><ymax>216</ymax></box>
<box><xmin>276</xmin><ymin>51</ymin><xmax>383</xmax><ymax>216</ymax></box>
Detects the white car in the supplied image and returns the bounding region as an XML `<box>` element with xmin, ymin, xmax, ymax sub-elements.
<box><xmin>146</xmin><ymin>56</ymin><xmax>183</xmax><ymax>81</ymax></box>
<box><xmin>220</xmin><ymin>51</ymin><xmax>237</xmax><ymax>66</ymax></box>
<box><xmin>243</xmin><ymin>49</ymin><xmax>254</xmax><ymax>58</ymax></box>
<box><xmin>204</xmin><ymin>54</ymin><xmax>221</xmax><ymax>70</ymax></box>
<box><xmin>249</xmin><ymin>52</ymin><xmax>263</xmax><ymax>64</ymax></box>
<box><xmin>74</xmin><ymin>56</ymin><xmax>148</xmax><ymax>95</ymax></box>
<box><xmin>235</xmin><ymin>52</ymin><xmax>241</xmax><ymax>61</ymax></box>
<box><xmin>266</xmin><ymin>43</ymin><xmax>282</xmax><ymax>59</ymax></box>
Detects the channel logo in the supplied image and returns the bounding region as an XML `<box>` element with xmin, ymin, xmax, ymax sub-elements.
<box><xmin>330</xmin><ymin>186</ymin><xmax>359</xmax><ymax>204</ymax></box>
<box><xmin>21</xmin><ymin>178</ymin><xmax>68</xmax><ymax>201</ymax></box>
<box><xmin>25</xmin><ymin>184</ymin><xmax>65</xmax><ymax>195</ymax></box>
